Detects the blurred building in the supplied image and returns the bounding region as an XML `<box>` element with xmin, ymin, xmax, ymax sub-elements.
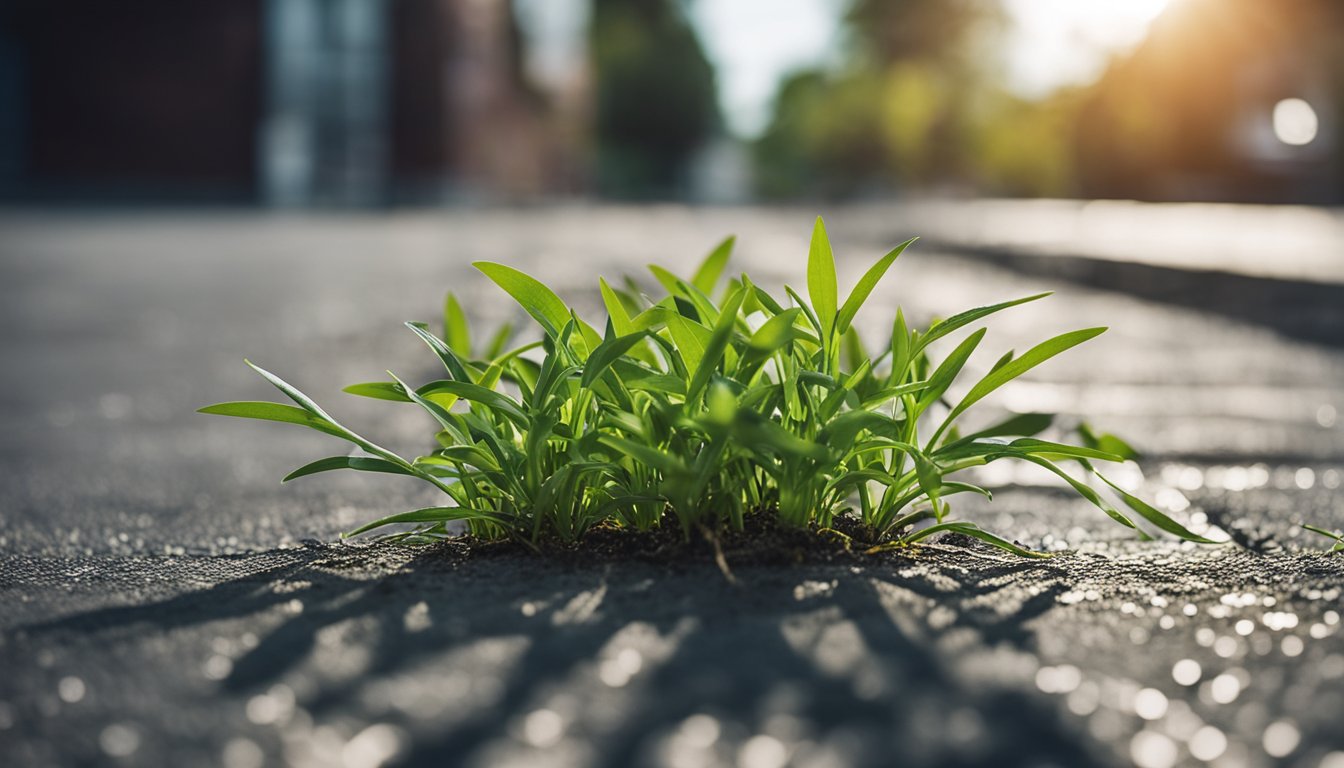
<box><xmin>0</xmin><ymin>0</ymin><xmax>583</xmax><ymax>206</ymax></box>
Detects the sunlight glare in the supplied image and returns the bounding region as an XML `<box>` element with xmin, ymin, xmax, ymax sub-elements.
<box><xmin>1004</xmin><ymin>0</ymin><xmax>1175</xmax><ymax>97</ymax></box>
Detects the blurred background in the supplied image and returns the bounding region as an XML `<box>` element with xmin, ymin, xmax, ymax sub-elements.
<box><xmin>0</xmin><ymin>0</ymin><xmax>1340</xmax><ymax>206</ymax></box>
<box><xmin>3</xmin><ymin>5</ymin><xmax>1344</xmax><ymax>766</ymax></box>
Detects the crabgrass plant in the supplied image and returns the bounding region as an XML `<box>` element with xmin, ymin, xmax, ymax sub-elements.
<box><xmin>202</xmin><ymin>217</ymin><xmax>1215</xmax><ymax>557</ymax></box>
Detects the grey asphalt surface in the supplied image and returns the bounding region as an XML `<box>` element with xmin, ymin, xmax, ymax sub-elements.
<box><xmin>0</xmin><ymin>206</ymin><xmax>1341</xmax><ymax>768</ymax></box>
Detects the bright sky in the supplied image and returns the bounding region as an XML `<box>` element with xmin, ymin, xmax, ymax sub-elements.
<box><xmin>515</xmin><ymin>0</ymin><xmax>1174</xmax><ymax>140</ymax></box>
<box><xmin>690</xmin><ymin>0</ymin><xmax>845</xmax><ymax>138</ymax></box>
<box><xmin>694</xmin><ymin>0</ymin><xmax>1174</xmax><ymax>137</ymax></box>
<box><xmin>1000</xmin><ymin>0</ymin><xmax>1173</xmax><ymax>98</ymax></box>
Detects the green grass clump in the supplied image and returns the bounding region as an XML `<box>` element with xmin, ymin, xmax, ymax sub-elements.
<box><xmin>202</xmin><ymin>217</ymin><xmax>1214</xmax><ymax>556</ymax></box>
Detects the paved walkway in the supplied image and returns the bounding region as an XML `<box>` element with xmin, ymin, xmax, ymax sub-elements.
<box><xmin>836</xmin><ymin>199</ymin><xmax>1344</xmax><ymax>285</ymax></box>
<box><xmin>0</xmin><ymin>206</ymin><xmax>1340</xmax><ymax>767</ymax></box>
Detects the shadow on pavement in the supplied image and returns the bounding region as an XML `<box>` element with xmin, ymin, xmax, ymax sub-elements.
<box><xmin>945</xmin><ymin>245</ymin><xmax>1344</xmax><ymax>347</ymax></box>
<box><xmin>15</xmin><ymin>544</ymin><xmax>1108</xmax><ymax>767</ymax></box>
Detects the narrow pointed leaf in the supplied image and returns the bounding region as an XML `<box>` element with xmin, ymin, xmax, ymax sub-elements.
<box><xmin>837</xmin><ymin>237</ymin><xmax>916</xmax><ymax>334</ymax></box>
<box><xmin>443</xmin><ymin>293</ymin><xmax>471</xmax><ymax>356</ymax></box>
<box><xmin>284</xmin><ymin>456</ymin><xmax>414</xmax><ymax>482</ymax></box>
<box><xmin>343</xmin><ymin>382</ymin><xmax>412</xmax><ymax>402</ymax></box>
<box><xmin>406</xmin><ymin>322</ymin><xmax>472</xmax><ymax>381</ymax></box>
<box><xmin>581</xmin><ymin>331</ymin><xmax>650</xmax><ymax>387</ymax></box>
<box><xmin>806</xmin><ymin>217</ymin><xmax>837</xmax><ymax>339</ymax></box>
<box><xmin>942</xmin><ymin>327</ymin><xmax>1106</xmax><ymax>430</ymax></box>
<box><xmin>345</xmin><ymin>506</ymin><xmax>515</xmax><ymax>537</ymax></box>
<box><xmin>198</xmin><ymin>401</ymin><xmax>345</xmax><ymax>438</ymax></box>
<box><xmin>903</xmin><ymin>522</ymin><xmax>1052</xmax><ymax>558</ymax></box>
<box><xmin>1097</xmin><ymin>473</ymin><xmax>1219</xmax><ymax>543</ymax></box>
<box><xmin>599</xmin><ymin>277</ymin><xmax>634</xmax><ymax>337</ymax></box>
<box><xmin>915</xmin><ymin>293</ymin><xmax>1052</xmax><ymax>354</ymax></box>
<box><xmin>691</xmin><ymin>236</ymin><xmax>735</xmax><ymax>294</ymax></box>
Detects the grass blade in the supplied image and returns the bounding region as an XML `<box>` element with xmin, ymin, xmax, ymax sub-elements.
<box><xmin>406</xmin><ymin>322</ymin><xmax>472</xmax><ymax>382</ymax></box>
<box><xmin>599</xmin><ymin>277</ymin><xmax>635</xmax><ymax>337</ymax></box>
<box><xmin>343</xmin><ymin>382</ymin><xmax>412</xmax><ymax>402</ymax></box>
<box><xmin>807</xmin><ymin>216</ymin><xmax>838</xmax><ymax>341</ymax></box>
<box><xmin>475</xmin><ymin>261</ymin><xmax>601</xmax><ymax>351</ymax></box>
<box><xmin>902</xmin><ymin>521</ymin><xmax>1052</xmax><ymax>558</ymax></box>
<box><xmin>581</xmin><ymin>331</ymin><xmax>650</xmax><ymax>387</ymax></box>
<box><xmin>692</xmin><ymin>236</ymin><xmax>735</xmax><ymax>295</ymax></box>
<box><xmin>245</xmin><ymin>360</ymin><xmax>335</xmax><ymax>421</ymax></box>
<box><xmin>915</xmin><ymin>293</ymin><xmax>1052</xmax><ymax>354</ymax></box>
<box><xmin>1302</xmin><ymin>524</ymin><xmax>1344</xmax><ymax>552</ymax></box>
<box><xmin>443</xmin><ymin>293</ymin><xmax>471</xmax><ymax>356</ymax></box>
<box><xmin>837</xmin><ymin>237</ymin><xmax>916</xmax><ymax>334</ymax></box>
<box><xmin>686</xmin><ymin>288</ymin><xmax>746</xmax><ymax>404</ymax></box>
<box><xmin>1096</xmin><ymin>473</ymin><xmax>1220</xmax><ymax>543</ymax></box>
<box><xmin>284</xmin><ymin>456</ymin><xmax>415</xmax><ymax>482</ymax></box>
<box><xmin>198</xmin><ymin>401</ymin><xmax>346</xmax><ymax>439</ymax></box>
<box><xmin>937</xmin><ymin>327</ymin><xmax>1106</xmax><ymax>441</ymax></box>
<box><xmin>345</xmin><ymin>506</ymin><xmax>515</xmax><ymax>537</ymax></box>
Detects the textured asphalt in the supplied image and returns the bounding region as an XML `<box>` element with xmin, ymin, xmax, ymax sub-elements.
<box><xmin>0</xmin><ymin>206</ymin><xmax>1341</xmax><ymax>768</ymax></box>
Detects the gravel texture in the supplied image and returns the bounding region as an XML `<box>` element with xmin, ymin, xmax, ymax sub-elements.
<box><xmin>1</xmin><ymin>206</ymin><xmax>1341</xmax><ymax>768</ymax></box>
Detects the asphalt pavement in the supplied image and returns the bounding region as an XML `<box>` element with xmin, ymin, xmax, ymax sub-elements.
<box><xmin>0</xmin><ymin>205</ymin><xmax>1341</xmax><ymax>768</ymax></box>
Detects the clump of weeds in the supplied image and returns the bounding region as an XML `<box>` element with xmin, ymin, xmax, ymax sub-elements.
<box><xmin>202</xmin><ymin>217</ymin><xmax>1215</xmax><ymax>558</ymax></box>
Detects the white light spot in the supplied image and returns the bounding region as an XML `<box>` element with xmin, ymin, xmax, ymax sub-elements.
<box><xmin>1130</xmin><ymin>730</ymin><xmax>1178</xmax><ymax>768</ymax></box>
<box><xmin>523</xmin><ymin>708</ymin><xmax>564</xmax><ymax>748</ymax></box>
<box><xmin>1264</xmin><ymin>720</ymin><xmax>1301</xmax><ymax>758</ymax></box>
<box><xmin>403</xmin><ymin>602</ymin><xmax>431</xmax><ymax>633</ymax></box>
<box><xmin>1134</xmin><ymin>688</ymin><xmax>1168</xmax><ymax>720</ymax></box>
<box><xmin>1318</xmin><ymin>404</ymin><xmax>1338</xmax><ymax>428</ymax></box>
<box><xmin>1209</xmin><ymin>673</ymin><xmax>1241</xmax><ymax>704</ymax></box>
<box><xmin>57</xmin><ymin>676</ymin><xmax>86</xmax><ymax>704</ymax></box>
<box><xmin>245</xmin><ymin>686</ymin><xmax>295</xmax><ymax>726</ymax></box>
<box><xmin>1281</xmin><ymin>635</ymin><xmax>1304</xmax><ymax>658</ymax></box>
<box><xmin>738</xmin><ymin>734</ymin><xmax>789</xmax><ymax>768</ymax></box>
<box><xmin>1172</xmin><ymin>659</ymin><xmax>1202</xmax><ymax>686</ymax></box>
<box><xmin>203</xmin><ymin>654</ymin><xmax>233</xmax><ymax>681</ymax></box>
<box><xmin>1067</xmin><ymin>682</ymin><xmax>1100</xmax><ymax>716</ymax></box>
<box><xmin>99</xmin><ymin>724</ymin><xmax>141</xmax><ymax>758</ymax></box>
<box><xmin>1273</xmin><ymin>98</ymin><xmax>1319</xmax><ymax>146</ymax></box>
<box><xmin>1189</xmin><ymin>725</ymin><xmax>1227</xmax><ymax>761</ymax></box>
<box><xmin>1295</xmin><ymin>467</ymin><xmax>1316</xmax><ymax>490</ymax></box>
<box><xmin>1320</xmin><ymin>751</ymin><xmax>1344</xmax><ymax>768</ymax></box>
<box><xmin>680</xmin><ymin>714</ymin><xmax>721</xmax><ymax>748</ymax></box>
<box><xmin>342</xmin><ymin>724</ymin><xmax>405</xmax><ymax>768</ymax></box>
<box><xmin>1034</xmin><ymin>665</ymin><xmax>1082</xmax><ymax>694</ymax></box>
<box><xmin>598</xmin><ymin>648</ymin><xmax>644</xmax><ymax>688</ymax></box>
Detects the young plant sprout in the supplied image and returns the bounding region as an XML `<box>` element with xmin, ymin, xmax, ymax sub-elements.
<box><xmin>201</xmin><ymin>218</ymin><xmax>1214</xmax><ymax>556</ymax></box>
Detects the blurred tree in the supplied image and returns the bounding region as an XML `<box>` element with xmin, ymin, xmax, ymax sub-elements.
<box><xmin>589</xmin><ymin>0</ymin><xmax>718</xmax><ymax>198</ymax></box>
<box><xmin>753</xmin><ymin>0</ymin><xmax>1020</xmax><ymax>198</ymax></box>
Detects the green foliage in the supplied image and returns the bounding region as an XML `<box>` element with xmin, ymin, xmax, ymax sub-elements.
<box><xmin>590</xmin><ymin>0</ymin><xmax>718</xmax><ymax>198</ymax></box>
<box><xmin>1303</xmin><ymin>524</ymin><xmax>1344</xmax><ymax>553</ymax></box>
<box><xmin>202</xmin><ymin>217</ymin><xmax>1212</xmax><ymax>556</ymax></box>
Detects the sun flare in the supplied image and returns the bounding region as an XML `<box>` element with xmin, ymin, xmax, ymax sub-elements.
<box><xmin>1004</xmin><ymin>0</ymin><xmax>1176</xmax><ymax>96</ymax></box>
